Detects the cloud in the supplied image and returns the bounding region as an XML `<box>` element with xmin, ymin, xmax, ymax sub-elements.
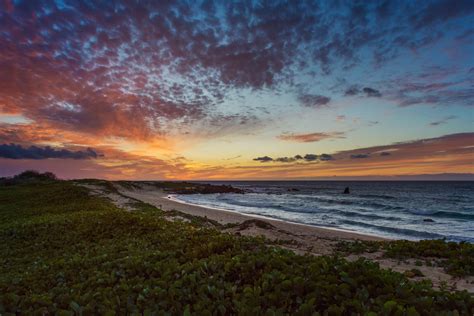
<box><xmin>411</xmin><ymin>0</ymin><xmax>474</xmax><ymax>29</ymax></box>
<box><xmin>334</xmin><ymin>133</ymin><xmax>473</xmax><ymax>165</ymax></box>
<box><xmin>253</xmin><ymin>156</ymin><xmax>273</xmax><ymax>163</ymax></box>
<box><xmin>275</xmin><ymin>157</ymin><xmax>297</xmax><ymax>163</ymax></box>
<box><xmin>303</xmin><ymin>154</ymin><xmax>318</xmax><ymax>161</ymax></box>
<box><xmin>344</xmin><ymin>87</ymin><xmax>360</xmax><ymax>96</ymax></box>
<box><xmin>395</xmin><ymin>88</ymin><xmax>474</xmax><ymax>107</ymax></box>
<box><xmin>350</xmin><ymin>154</ymin><xmax>370</xmax><ymax>159</ymax></box>
<box><xmin>223</xmin><ymin>155</ymin><xmax>242</xmax><ymax>161</ymax></box>
<box><xmin>242</xmin><ymin>133</ymin><xmax>473</xmax><ymax>179</ymax></box>
<box><xmin>382</xmin><ymin>70</ymin><xmax>473</xmax><ymax>108</ymax></box>
<box><xmin>344</xmin><ymin>86</ymin><xmax>382</xmax><ymax>97</ymax></box>
<box><xmin>0</xmin><ymin>1</ymin><xmax>473</xmax><ymax>180</ymax></box>
<box><xmin>251</xmin><ymin>153</ymin><xmax>333</xmax><ymax>163</ymax></box>
<box><xmin>0</xmin><ymin>144</ymin><xmax>99</xmax><ymax>160</ymax></box>
<box><xmin>297</xmin><ymin>94</ymin><xmax>331</xmax><ymax>108</ymax></box>
<box><xmin>1</xmin><ymin>0</ymin><xmax>469</xmax><ymax>144</ymax></box>
<box><xmin>1</xmin><ymin>133</ymin><xmax>472</xmax><ymax>180</ymax></box>
<box><xmin>319</xmin><ymin>154</ymin><xmax>334</xmax><ymax>161</ymax></box>
<box><xmin>278</xmin><ymin>132</ymin><xmax>345</xmax><ymax>143</ymax></box>
<box><xmin>429</xmin><ymin>115</ymin><xmax>457</xmax><ymax>126</ymax></box>
<box><xmin>362</xmin><ymin>87</ymin><xmax>382</xmax><ymax>97</ymax></box>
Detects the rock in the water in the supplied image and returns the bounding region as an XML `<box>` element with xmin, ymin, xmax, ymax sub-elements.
<box><xmin>423</xmin><ymin>218</ymin><xmax>435</xmax><ymax>222</ymax></box>
<box><xmin>343</xmin><ymin>187</ymin><xmax>350</xmax><ymax>194</ymax></box>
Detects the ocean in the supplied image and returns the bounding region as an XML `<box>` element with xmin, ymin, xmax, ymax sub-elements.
<box><xmin>173</xmin><ymin>181</ymin><xmax>474</xmax><ymax>242</ymax></box>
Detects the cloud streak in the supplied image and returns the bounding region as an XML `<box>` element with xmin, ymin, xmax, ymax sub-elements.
<box><xmin>430</xmin><ymin>115</ymin><xmax>457</xmax><ymax>126</ymax></box>
<box><xmin>278</xmin><ymin>132</ymin><xmax>345</xmax><ymax>143</ymax></box>
<box><xmin>0</xmin><ymin>144</ymin><xmax>99</xmax><ymax>160</ymax></box>
<box><xmin>351</xmin><ymin>154</ymin><xmax>370</xmax><ymax>159</ymax></box>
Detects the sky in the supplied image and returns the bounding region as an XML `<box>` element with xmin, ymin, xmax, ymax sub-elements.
<box><xmin>0</xmin><ymin>0</ymin><xmax>473</xmax><ymax>180</ymax></box>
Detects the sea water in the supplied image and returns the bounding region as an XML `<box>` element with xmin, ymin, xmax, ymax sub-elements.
<box><xmin>174</xmin><ymin>181</ymin><xmax>474</xmax><ymax>242</ymax></box>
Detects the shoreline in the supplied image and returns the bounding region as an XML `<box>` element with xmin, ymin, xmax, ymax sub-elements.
<box><xmin>166</xmin><ymin>194</ymin><xmax>390</xmax><ymax>241</ymax></box>
<box><xmin>117</xmin><ymin>185</ymin><xmax>386</xmax><ymax>242</ymax></box>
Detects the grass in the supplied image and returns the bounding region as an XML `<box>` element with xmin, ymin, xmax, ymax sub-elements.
<box><xmin>0</xmin><ymin>181</ymin><xmax>473</xmax><ymax>315</ymax></box>
<box><xmin>336</xmin><ymin>239</ymin><xmax>474</xmax><ymax>277</ymax></box>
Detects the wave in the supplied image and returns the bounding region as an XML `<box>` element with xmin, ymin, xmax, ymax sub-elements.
<box><xmin>432</xmin><ymin>196</ymin><xmax>472</xmax><ymax>203</ymax></box>
<box><xmin>304</xmin><ymin>196</ymin><xmax>407</xmax><ymax>211</ymax></box>
<box><xmin>331</xmin><ymin>209</ymin><xmax>402</xmax><ymax>221</ymax></box>
<box><xmin>407</xmin><ymin>210</ymin><xmax>474</xmax><ymax>220</ymax></box>
<box><xmin>359</xmin><ymin>194</ymin><xmax>396</xmax><ymax>200</ymax></box>
<box><xmin>340</xmin><ymin>219</ymin><xmax>445</xmax><ymax>239</ymax></box>
<box><xmin>186</xmin><ymin>196</ymin><xmax>403</xmax><ymax>222</ymax></box>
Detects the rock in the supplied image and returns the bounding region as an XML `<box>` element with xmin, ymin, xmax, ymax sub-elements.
<box><xmin>343</xmin><ymin>187</ymin><xmax>350</xmax><ymax>194</ymax></box>
<box><xmin>423</xmin><ymin>218</ymin><xmax>435</xmax><ymax>222</ymax></box>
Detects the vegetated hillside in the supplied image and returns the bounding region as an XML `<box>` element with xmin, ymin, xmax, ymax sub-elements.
<box><xmin>0</xmin><ymin>180</ymin><xmax>473</xmax><ymax>315</ymax></box>
<box><xmin>74</xmin><ymin>178</ymin><xmax>245</xmax><ymax>194</ymax></box>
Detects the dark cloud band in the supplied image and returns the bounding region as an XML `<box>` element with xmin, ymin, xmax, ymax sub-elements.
<box><xmin>253</xmin><ymin>153</ymin><xmax>333</xmax><ymax>163</ymax></box>
<box><xmin>0</xmin><ymin>144</ymin><xmax>99</xmax><ymax>160</ymax></box>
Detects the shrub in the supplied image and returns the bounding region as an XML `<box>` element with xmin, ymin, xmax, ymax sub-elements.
<box><xmin>0</xmin><ymin>170</ymin><xmax>58</xmax><ymax>186</ymax></box>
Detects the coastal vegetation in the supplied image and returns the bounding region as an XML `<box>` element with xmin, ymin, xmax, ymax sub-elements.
<box><xmin>115</xmin><ymin>180</ymin><xmax>245</xmax><ymax>194</ymax></box>
<box><xmin>0</xmin><ymin>173</ymin><xmax>473</xmax><ymax>314</ymax></box>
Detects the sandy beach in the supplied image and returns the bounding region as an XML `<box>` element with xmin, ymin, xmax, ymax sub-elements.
<box><xmin>128</xmin><ymin>186</ymin><xmax>384</xmax><ymax>235</ymax></box>
<box><xmin>97</xmin><ymin>183</ymin><xmax>472</xmax><ymax>292</ymax></box>
<box><xmin>117</xmin><ymin>185</ymin><xmax>384</xmax><ymax>253</ymax></box>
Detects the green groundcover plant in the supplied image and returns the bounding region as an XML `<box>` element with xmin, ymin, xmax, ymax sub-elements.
<box><xmin>1</xmin><ymin>181</ymin><xmax>473</xmax><ymax>315</ymax></box>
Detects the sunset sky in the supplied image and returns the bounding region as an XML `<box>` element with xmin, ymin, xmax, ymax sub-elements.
<box><xmin>0</xmin><ymin>0</ymin><xmax>473</xmax><ymax>180</ymax></box>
